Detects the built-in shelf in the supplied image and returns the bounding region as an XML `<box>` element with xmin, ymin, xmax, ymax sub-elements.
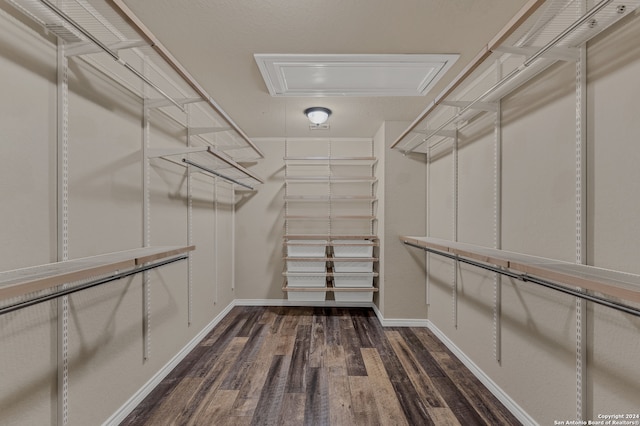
<box><xmin>0</xmin><ymin>246</ymin><xmax>195</xmax><ymax>302</ymax></box>
<box><xmin>282</xmin><ymin>284</ymin><xmax>379</xmax><ymax>293</ymax></box>
<box><xmin>284</xmin><ymin>195</ymin><xmax>377</xmax><ymax>202</ymax></box>
<box><xmin>284</xmin><ymin>240</ymin><xmax>378</xmax><ymax>247</ymax></box>
<box><xmin>284</xmin><ymin>257</ymin><xmax>378</xmax><ymax>262</ymax></box>
<box><xmin>285</xmin><ymin>176</ymin><xmax>377</xmax><ymax>183</ymax></box>
<box><xmin>283</xmin><ymin>156</ymin><xmax>378</xmax><ymax>166</ymax></box>
<box><xmin>283</xmin><ymin>271</ymin><xmax>379</xmax><ymax>278</ymax></box>
<box><xmin>285</xmin><ymin>234</ymin><xmax>378</xmax><ymax>240</ymax></box>
<box><xmin>285</xmin><ymin>215</ymin><xmax>377</xmax><ymax>220</ymax></box>
<box><xmin>283</xmin><ymin>139</ymin><xmax>379</xmax><ymax>304</ymax></box>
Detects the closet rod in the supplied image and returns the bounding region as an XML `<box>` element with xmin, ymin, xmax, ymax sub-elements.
<box><xmin>404</xmin><ymin>241</ymin><xmax>640</xmax><ymax>318</ymax></box>
<box><xmin>182</xmin><ymin>158</ymin><xmax>254</xmax><ymax>190</ymax></box>
<box><xmin>0</xmin><ymin>255</ymin><xmax>187</xmax><ymax>316</ymax></box>
<box><xmin>204</xmin><ymin>146</ymin><xmax>264</xmax><ymax>184</ymax></box>
<box><xmin>38</xmin><ymin>0</ymin><xmax>185</xmax><ymax>112</ymax></box>
<box><xmin>403</xmin><ymin>0</ymin><xmax>614</xmax><ymax>154</ymax></box>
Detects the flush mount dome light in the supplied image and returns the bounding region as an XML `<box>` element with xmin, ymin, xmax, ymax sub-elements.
<box><xmin>304</xmin><ymin>107</ymin><xmax>331</xmax><ymax>125</ymax></box>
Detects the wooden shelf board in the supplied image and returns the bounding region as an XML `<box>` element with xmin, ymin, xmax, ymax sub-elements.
<box><xmin>285</xmin><ymin>215</ymin><xmax>376</xmax><ymax>220</ymax></box>
<box><xmin>285</xmin><ymin>234</ymin><xmax>378</xmax><ymax>240</ymax></box>
<box><xmin>283</xmin><ymin>272</ymin><xmax>379</xmax><ymax>278</ymax></box>
<box><xmin>284</xmin><ymin>241</ymin><xmax>379</xmax><ymax>247</ymax></box>
<box><xmin>282</xmin><ymin>286</ymin><xmax>378</xmax><ymax>293</ymax></box>
<box><xmin>285</xmin><ymin>176</ymin><xmax>377</xmax><ymax>183</ymax></box>
<box><xmin>401</xmin><ymin>235</ymin><xmax>640</xmax><ymax>304</ymax></box>
<box><xmin>284</xmin><ymin>196</ymin><xmax>377</xmax><ymax>202</ymax></box>
<box><xmin>284</xmin><ymin>257</ymin><xmax>378</xmax><ymax>262</ymax></box>
<box><xmin>0</xmin><ymin>246</ymin><xmax>195</xmax><ymax>302</ymax></box>
<box><xmin>135</xmin><ymin>245</ymin><xmax>196</xmax><ymax>265</ymax></box>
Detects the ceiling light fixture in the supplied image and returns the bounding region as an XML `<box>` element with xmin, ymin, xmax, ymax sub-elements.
<box><xmin>304</xmin><ymin>107</ymin><xmax>332</xmax><ymax>125</ymax></box>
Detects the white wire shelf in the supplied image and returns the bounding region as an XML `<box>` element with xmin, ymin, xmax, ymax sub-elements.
<box><xmin>148</xmin><ymin>145</ymin><xmax>264</xmax><ymax>189</ymax></box>
<box><xmin>4</xmin><ymin>0</ymin><xmax>264</xmax><ymax>161</ymax></box>
<box><xmin>284</xmin><ymin>240</ymin><xmax>379</xmax><ymax>247</ymax></box>
<box><xmin>284</xmin><ymin>234</ymin><xmax>378</xmax><ymax>240</ymax></box>
<box><xmin>282</xmin><ymin>283</ymin><xmax>379</xmax><ymax>292</ymax></box>
<box><xmin>391</xmin><ymin>0</ymin><xmax>640</xmax><ymax>154</ymax></box>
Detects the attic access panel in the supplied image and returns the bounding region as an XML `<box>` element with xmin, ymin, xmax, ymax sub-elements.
<box><xmin>255</xmin><ymin>54</ymin><xmax>459</xmax><ymax>97</ymax></box>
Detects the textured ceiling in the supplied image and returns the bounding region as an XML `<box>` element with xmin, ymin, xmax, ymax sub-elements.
<box><xmin>120</xmin><ymin>0</ymin><xmax>530</xmax><ymax>139</ymax></box>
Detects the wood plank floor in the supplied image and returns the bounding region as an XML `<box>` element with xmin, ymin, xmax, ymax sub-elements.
<box><xmin>121</xmin><ymin>306</ymin><xmax>521</xmax><ymax>426</ymax></box>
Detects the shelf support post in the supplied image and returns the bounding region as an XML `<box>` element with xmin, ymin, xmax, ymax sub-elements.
<box><xmin>452</xmin><ymin>130</ymin><xmax>459</xmax><ymax>328</ymax></box>
<box><xmin>575</xmin><ymin>19</ymin><xmax>588</xmax><ymax>420</ymax></box>
<box><xmin>186</xmin><ymin>107</ymin><xmax>193</xmax><ymax>326</ymax></box>
<box><xmin>56</xmin><ymin>34</ymin><xmax>70</xmax><ymax>426</ymax></box>
<box><xmin>142</xmin><ymin>62</ymin><xmax>152</xmax><ymax>361</ymax></box>
<box><xmin>493</xmin><ymin>61</ymin><xmax>503</xmax><ymax>364</ymax></box>
<box><xmin>214</xmin><ymin>177</ymin><xmax>219</xmax><ymax>305</ymax></box>
<box><xmin>426</xmin><ymin>146</ymin><xmax>431</xmax><ymax>306</ymax></box>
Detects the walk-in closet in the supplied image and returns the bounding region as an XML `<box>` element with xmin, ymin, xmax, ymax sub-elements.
<box><xmin>1</xmin><ymin>0</ymin><xmax>639</xmax><ymax>424</ymax></box>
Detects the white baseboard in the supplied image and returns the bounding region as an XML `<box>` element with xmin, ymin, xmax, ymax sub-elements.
<box><xmin>102</xmin><ymin>300</ymin><xmax>237</xmax><ymax>426</ymax></box>
<box><xmin>235</xmin><ymin>300</ymin><xmax>428</xmax><ymax>327</ymax></box>
<box><xmin>426</xmin><ymin>321</ymin><xmax>537</xmax><ymax>426</ymax></box>
<box><xmin>234</xmin><ymin>298</ymin><xmax>374</xmax><ymax>308</ymax></box>
<box><xmin>371</xmin><ymin>303</ymin><xmax>430</xmax><ymax>327</ymax></box>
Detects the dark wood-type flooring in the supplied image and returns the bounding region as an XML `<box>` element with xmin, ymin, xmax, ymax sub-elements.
<box><xmin>121</xmin><ymin>306</ymin><xmax>521</xmax><ymax>425</ymax></box>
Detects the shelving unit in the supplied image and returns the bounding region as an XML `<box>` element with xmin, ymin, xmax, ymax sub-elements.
<box><xmin>282</xmin><ymin>139</ymin><xmax>379</xmax><ymax>303</ymax></box>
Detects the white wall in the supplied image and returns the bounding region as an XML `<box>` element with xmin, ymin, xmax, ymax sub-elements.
<box><xmin>422</xmin><ymin>11</ymin><xmax>640</xmax><ymax>424</ymax></box>
<box><xmin>0</xmin><ymin>4</ymin><xmax>237</xmax><ymax>424</ymax></box>
<box><xmin>378</xmin><ymin>122</ymin><xmax>428</xmax><ymax>320</ymax></box>
<box><xmin>235</xmin><ymin>138</ymin><xmax>286</xmax><ymax>300</ymax></box>
<box><xmin>585</xmin><ymin>11</ymin><xmax>640</xmax><ymax>417</ymax></box>
<box><xmin>0</xmin><ymin>6</ymin><xmax>59</xmax><ymax>425</ymax></box>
